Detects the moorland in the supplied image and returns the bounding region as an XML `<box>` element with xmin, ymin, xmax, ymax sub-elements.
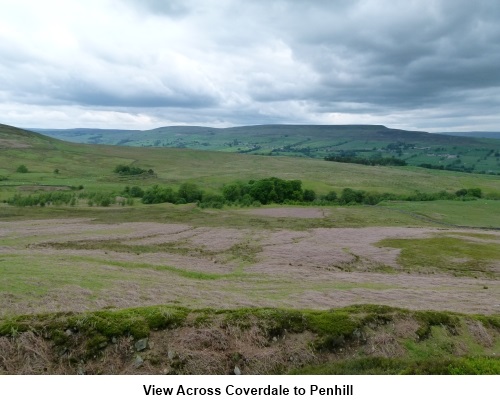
<box><xmin>0</xmin><ymin>123</ymin><xmax>499</xmax><ymax>375</ymax></box>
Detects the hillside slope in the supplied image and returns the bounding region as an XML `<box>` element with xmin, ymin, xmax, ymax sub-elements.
<box><xmin>35</xmin><ymin>124</ymin><xmax>500</xmax><ymax>174</ymax></box>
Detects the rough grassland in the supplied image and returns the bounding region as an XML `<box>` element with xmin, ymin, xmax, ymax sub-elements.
<box><xmin>1</xmin><ymin>218</ymin><xmax>498</xmax><ymax>317</ymax></box>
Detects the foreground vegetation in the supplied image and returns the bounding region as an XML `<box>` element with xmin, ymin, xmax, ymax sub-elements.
<box><xmin>0</xmin><ymin>305</ymin><xmax>498</xmax><ymax>374</ymax></box>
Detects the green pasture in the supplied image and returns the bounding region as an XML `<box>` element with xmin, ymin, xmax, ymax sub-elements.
<box><xmin>378</xmin><ymin>200</ymin><xmax>500</xmax><ymax>228</ymax></box>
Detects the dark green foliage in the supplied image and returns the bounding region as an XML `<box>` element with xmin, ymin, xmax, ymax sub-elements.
<box><xmin>141</xmin><ymin>185</ymin><xmax>175</xmax><ymax>204</ymax></box>
<box><xmin>16</xmin><ymin>164</ymin><xmax>28</xmax><ymax>173</ymax></box>
<box><xmin>303</xmin><ymin>189</ymin><xmax>316</xmax><ymax>202</ymax></box>
<box><xmin>123</xmin><ymin>186</ymin><xmax>144</xmax><ymax>198</ymax></box>
<box><xmin>223</xmin><ymin>177</ymin><xmax>304</xmax><ymax>205</ymax></box>
<box><xmin>325</xmin><ymin>155</ymin><xmax>407</xmax><ymax>166</ymax></box>
<box><xmin>222</xmin><ymin>182</ymin><xmax>245</xmax><ymax>201</ymax></box>
<box><xmin>419</xmin><ymin>163</ymin><xmax>446</xmax><ymax>170</ymax></box>
<box><xmin>198</xmin><ymin>193</ymin><xmax>225</xmax><ymax>209</ymax></box>
<box><xmin>324</xmin><ymin>190</ymin><xmax>337</xmax><ymax>201</ymax></box>
<box><xmin>339</xmin><ymin>188</ymin><xmax>365</xmax><ymax>204</ymax></box>
<box><xmin>141</xmin><ymin>183</ymin><xmax>203</xmax><ymax>204</ymax></box>
<box><xmin>177</xmin><ymin>182</ymin><xmax>203</xmax><ymax>203</ymax></box>
<box><xmin>113</xmin><ymin>165</ymin><xmax>154</xmax><ymax>176</ymax></box>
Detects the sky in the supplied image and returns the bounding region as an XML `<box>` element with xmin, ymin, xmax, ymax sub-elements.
<box><xmin>0</xmin><ymin>0</ymin><xmax>499</xmax><ymax>131</ymax></box>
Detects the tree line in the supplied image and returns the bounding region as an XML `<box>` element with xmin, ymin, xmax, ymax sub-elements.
<box><xmin>4</xmin><ymin>176</ymin><xmax>486</xmax><ymax>209</ymax></box>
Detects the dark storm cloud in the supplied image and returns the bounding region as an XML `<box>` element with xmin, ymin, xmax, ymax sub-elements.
<box><xmin>250</xmin><ymin>0</ymin><xmax>500</xmax><ymax>112</ymax></box>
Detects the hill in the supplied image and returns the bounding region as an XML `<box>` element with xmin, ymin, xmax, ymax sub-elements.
<box><xmin>0</xmin><ymin>123</ymin><xmax>61</xmax><ymax>149</ymax></box>
<box><xmin>34</xmin><ymin>124</ymin><xmax>500</xmax><ymax>175</ymax></box>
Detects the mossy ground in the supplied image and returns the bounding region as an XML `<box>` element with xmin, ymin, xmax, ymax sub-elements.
<box><xmin>376</xmin><ymin>235</ymin><xmax>500</xmax><ymax>277</ymax></box>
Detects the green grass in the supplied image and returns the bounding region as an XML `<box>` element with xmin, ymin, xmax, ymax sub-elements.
<box><xmin>377</xmin><ymin>200</ymin><xmax>500</xmax><ymax>228</ymax></box>
<box><xmin>376</xmin><ymin>235</ymin><xmax>500</xmax><ymax>277</ymax></box>
<box><xmin>290</xmin><ymin>356</ymin><xmax>500</xmax><ymax>375</ymax></box>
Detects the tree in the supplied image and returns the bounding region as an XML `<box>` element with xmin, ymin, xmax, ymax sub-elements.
<box><xmin>16</xmin><ymin>164</ymin><xmax>28</xmax><ymax>173</ymax></box>
<box><xmin>324</xmin><ymin>190</ymin><xmax>337</xmax><ymax>201</ymax></box>
<box><xmin>177</xmin><ymin>182</ymin><xmax>203</xmax><ymax>203</ymax></box>
<box><xmin>303</xmin><ymin>189</ymin><xmax>316</xmax><ymax>202</ymax></box>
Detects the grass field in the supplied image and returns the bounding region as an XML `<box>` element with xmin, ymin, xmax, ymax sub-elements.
<box><xmin>1</xmin><ymin>123</ymin><xmax>499</xmax><ymax>375</ymax></box>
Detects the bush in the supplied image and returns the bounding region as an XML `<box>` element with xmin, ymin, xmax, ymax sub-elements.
<box><xmin>114</xmin><ymin>165</ymin><xmax>154</xmax><ymax>176</ymax></box>
<box><xmin>177</xmin><ymin>182</ymin><xmax>203</xmax><ymax>203</ymax></box>
<box><xmin>224</xmin><ymin>177</ymin><xmax>304</xmax><ymax>205</ymax></box>
<box><xmin>123</xmin><ymin>186</ymin><xmax>144</xmax><ymax>198</ymax></box>
<box><xmin>324</xmin><ymin>191</ymin><xmax>337</xmax><ymax>201</ymax></box>
<box><xmin>16</xmin><ymin>164</ymin><xmax>28</xmax><ymax>173</ymax></box>
<box><xmin>142</xmin><ymin>185</ymin><xmax>175</xmax><ymax>204</ymax></box>
<box><xmin>303</xmin><ymin>189</ymin><xmax>316</xmax><ymax>202</ymax></box>
<box><xmin>198</xmin><ymin>194</ymin><xmax>225</xmax><ymax>209</ymax></box>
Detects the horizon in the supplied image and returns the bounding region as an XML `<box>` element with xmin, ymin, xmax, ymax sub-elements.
<box><xmin>20</xmin><ymin>123</ymin><xmax>500</xmax><ymax>134</ymax></box>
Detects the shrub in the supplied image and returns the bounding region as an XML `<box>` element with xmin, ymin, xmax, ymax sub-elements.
<box><xmin>198</xmin><ymin>194</ymin><xmax>225</xmax><ymax>209</ymax></box>
<box><xmin>142</xmin><ymin>185</ymin><xmax>175</xmax><ymax>204</ymax></box>
<box><xmin>16</xmin><ymin>164</ymin><xmax>28</xmax><ymax>173</ymax></box>
<box><xmin>177</xmin><ymin>182</ymin><xmax>203</xmax><ymax>203</ymax></box>
<box><xmin>113</xmin><ymin>165</ymin><xmax>154</xmax><ymax>176</ymax></box>
<box><xmin>324</xmin><ymin>190</ymin><xmax>337</xmax><ymax>201</ymax></box>
<box><xmin>123</xmin><ymin>186</ymin><xmax>144</xmax><ymax>198</ymax></box>
<box><xmin>303</xmin><ymin>189</ymin><xmax>316</xmax><ymax>202</ymax></box>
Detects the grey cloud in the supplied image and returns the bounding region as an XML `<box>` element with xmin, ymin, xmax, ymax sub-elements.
<box><xmin>120</xmin><ymin>0</ymin><xmax>190</xmax><ymax>17</ymax></box>
<box><xmin>241</xmin><ymin>3</ymin><xmax>498</xmax><ymax>124</ymax></box>
<box><xmin>60</xmin><ymin>83</ymin><xmax>218</xmax><ymax>108</ymax></box>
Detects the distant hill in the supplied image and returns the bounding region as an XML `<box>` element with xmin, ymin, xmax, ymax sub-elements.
<box><xmin>0</xmin><ymin>123</ymin><xmax>61</xmax><ymax>149</ymax></box>
<box><xmin>440</xmin><ymin>132</ymin><xmax>500</xmax><ymax>139</ymax></box>
<box><xmin>34</xmin><ymin>124</ymin><xmax>500</xmax><ymax>175</ymax></box>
